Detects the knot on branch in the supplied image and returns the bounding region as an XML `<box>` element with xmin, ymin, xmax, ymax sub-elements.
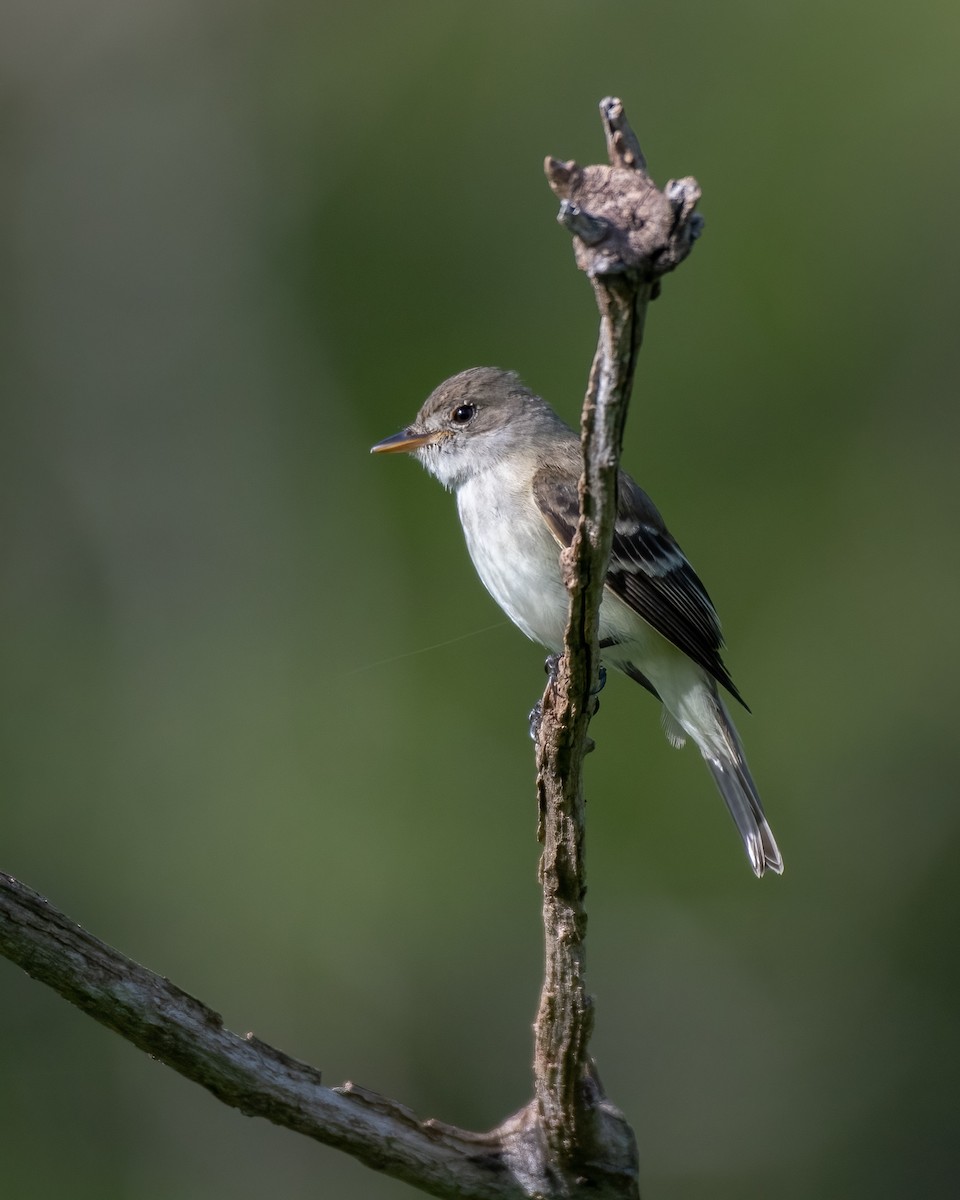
<box><xmin>497</xmin><ymin>1075</ymin><xmax>640</xmax><ymax>1200</ymax></box>
<box><xmin>545</xmin><ymin>96</ymin><xmax>702</xmax><ymax>282</ymax></box>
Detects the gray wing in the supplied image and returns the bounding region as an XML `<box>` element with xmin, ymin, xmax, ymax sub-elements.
<box><xmin>531</xmin><ymin>465</ymin><xmax>747</xmax><ymax>707</ymax></box>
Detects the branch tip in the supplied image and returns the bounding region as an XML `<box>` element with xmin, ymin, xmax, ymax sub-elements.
<box><xmin>545</xmin><ymin>104</ymin><xmax>702</xmax><ymax>281</ymax></box>
<box><xmin>544</xmin><ymin>156</ymin><xmax>581</xmax><ymax>195</ymax></box>
<box><xmin>599</xmin><ymin>96</ymin><xmax>647</xmax><ymax>172</ymax></box>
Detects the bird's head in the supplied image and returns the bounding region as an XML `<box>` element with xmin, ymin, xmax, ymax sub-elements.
<box><xmin>371</xmin><ymin>366</ymin><xmax>569</xmax><ymax>490</ymax></box>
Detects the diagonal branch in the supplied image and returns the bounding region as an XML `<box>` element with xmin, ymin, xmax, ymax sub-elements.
<box><xmin>0</xmin><ymin>871</ymin><xmax>525</xmax><ymax>1200</ymax></box>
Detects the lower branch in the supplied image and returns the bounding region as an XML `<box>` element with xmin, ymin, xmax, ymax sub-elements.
<box><xmin>0</xmin><ymin>872</ymin><xmax>524</xmax><ymax>1200</ymax></box>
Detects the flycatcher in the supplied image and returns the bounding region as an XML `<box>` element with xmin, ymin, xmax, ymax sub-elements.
<box><xmin>371</xmin><ymin>367</ymin><xmax>783</xmax><ymax>877</ymax></box>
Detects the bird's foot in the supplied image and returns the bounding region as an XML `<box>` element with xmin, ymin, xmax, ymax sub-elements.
<box><xmin>530</xmin><ymin>656</ymin><xmax>606</xmax><ymax>738</ymax></box>
<box><xmin>529</xmin><ymin>654</ymin><xmax>563</xmax><ymax>740</ymax></box>
<box><xmin>528</xmin><ymin>700</ymin><xmax>543</xmax><ymax>741</ymax></box>
<box><xmin>589</xmin><ymin>664</ymin><xmax>607</xmax><ymax>716</ymax></box>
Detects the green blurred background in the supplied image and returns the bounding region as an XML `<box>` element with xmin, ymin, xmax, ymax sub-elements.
<box><xmin>2</xmin><ymin>2</ymin><xmax>958</xmax><ymax>1197</ymax></box>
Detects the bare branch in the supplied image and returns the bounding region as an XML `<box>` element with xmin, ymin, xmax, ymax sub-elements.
<box><xmin>0</xmin><ymin>871</ymin><xmax>522</xmax><ymax>1200</ymax></box>
<box><xmin>531</xmin><ymin>96</ymin><xmax>703</xmax><ymax>1192</ymax></box>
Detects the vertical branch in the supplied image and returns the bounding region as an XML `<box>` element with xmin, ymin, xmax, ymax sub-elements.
<box><xmin>532</xmin><ymin>275</ymin><xmax>649</xmax><ymax>1141</ymax></box>
<box><xmin>530</xmin><ymin>97</ymin><xmax>703</xmax><ymax>1192</ymax></box>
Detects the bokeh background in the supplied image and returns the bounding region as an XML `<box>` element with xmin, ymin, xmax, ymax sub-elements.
<box><xmin>2</xmin><ymin>2</ymin><xmax>958</xmax><ymax>1197</ymax></box>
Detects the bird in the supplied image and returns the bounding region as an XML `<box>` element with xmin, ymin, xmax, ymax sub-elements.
<box><xmin>371</xmin><ymin>366</ymin><xmax>783</xmax><ymax>877</ymax></box>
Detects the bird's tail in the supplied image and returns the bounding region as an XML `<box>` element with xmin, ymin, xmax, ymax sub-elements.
<box><xmin>661</xmin><ymin>685</ymin><xmax>783</xmax><ymax>877</ymax></box>
<box><xmin>701</xmin><ymin>694</ymin><xmax>783</xmax><ymax>878</ymax></box>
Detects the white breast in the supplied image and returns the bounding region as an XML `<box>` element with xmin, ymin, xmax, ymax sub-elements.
<box><xmin>455</xmin><ymin>464</ymin><xmax>569</xmax><ymax>650</ymax></box>
<box><xmin>454</xmin><ymin>460</ymin><xmax>672</xmax><ymax>680</ymax></box>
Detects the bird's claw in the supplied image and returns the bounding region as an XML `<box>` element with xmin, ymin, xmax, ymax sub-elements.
<box><xmin>531</xmin><ymin>657</ymin><xmax>605</xmax><ymax>737</ymax></box>
<box><xmin>530</xmin><ymin>655</ymin><xmax>562</xmax><ymax>739</ymax></box>
<box><xmin>528</xmin><ymin>700</ymin><xmax>543</xmax><ymax>741</ymax></box>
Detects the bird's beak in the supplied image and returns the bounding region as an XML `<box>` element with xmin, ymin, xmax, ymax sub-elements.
<box><xmin>370</xmin><ymin>428</ymin><xmax>443</xmax><ymax>454</ymax></box>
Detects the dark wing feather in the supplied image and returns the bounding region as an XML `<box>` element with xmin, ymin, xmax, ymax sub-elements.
<box><xmin>531</xmin><ymin>465</ymin><xmax>747</xmax><ymax>707</ymax></box>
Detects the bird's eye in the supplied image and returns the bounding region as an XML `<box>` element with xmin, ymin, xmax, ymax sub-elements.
<box><xmin>451</xmin><ymin>403</ymin><xmax>477</xmax><ymax>425</ymax></box>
